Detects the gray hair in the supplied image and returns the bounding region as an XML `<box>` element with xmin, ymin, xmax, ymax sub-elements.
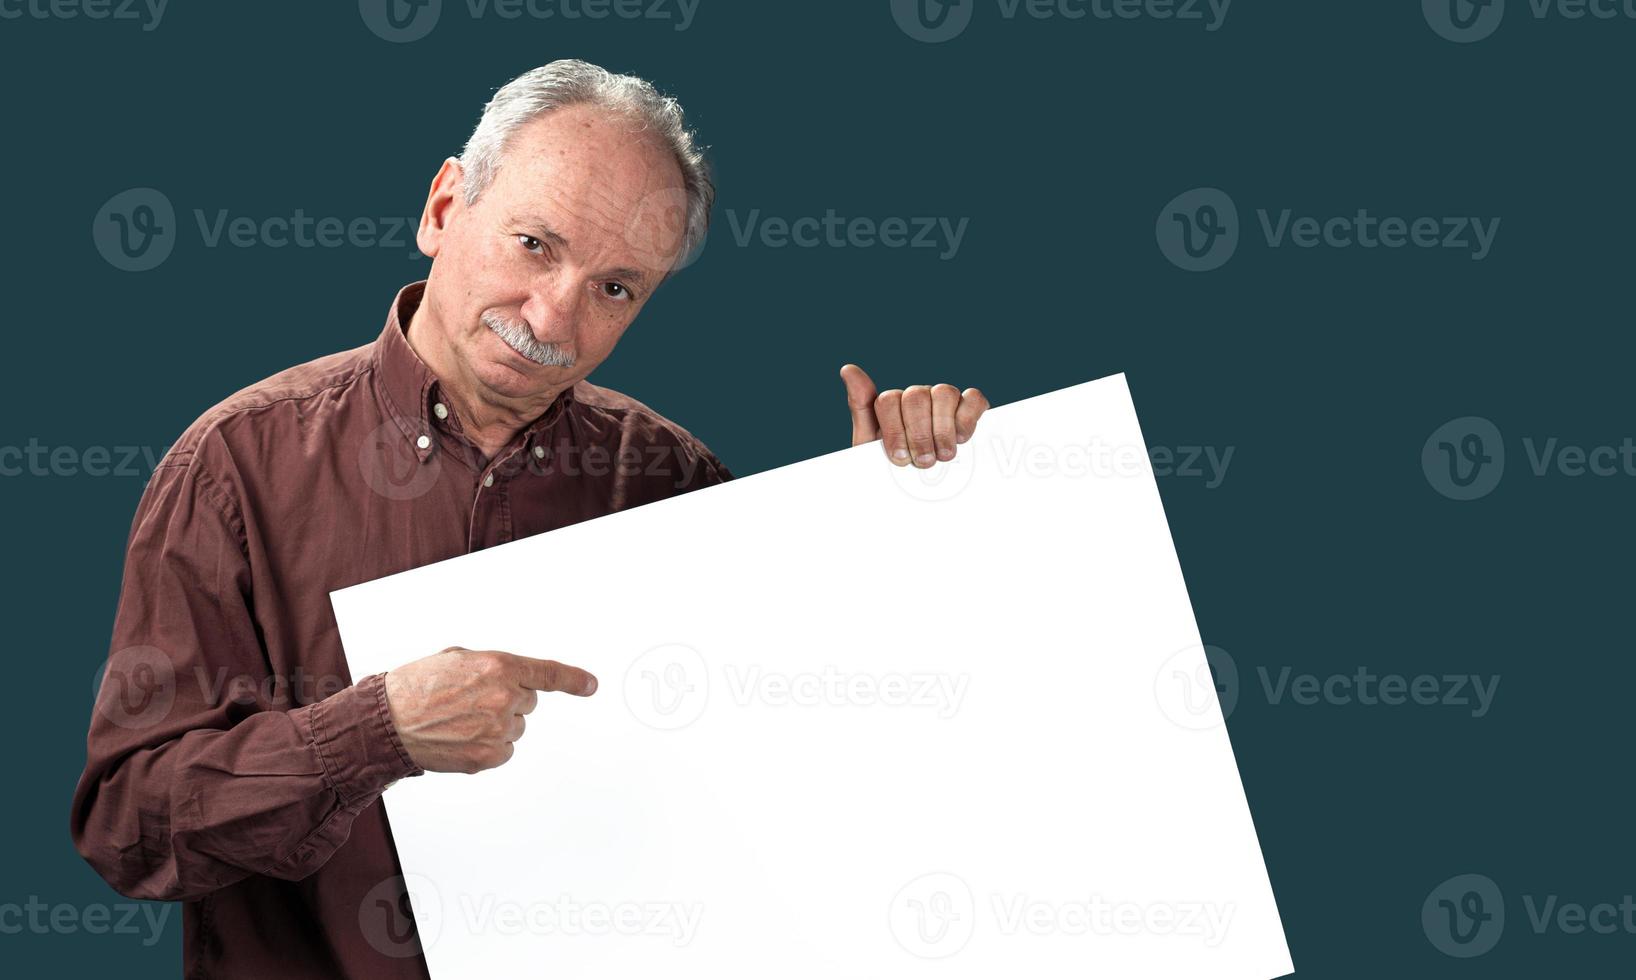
<box><xmin>459</xmin><ymin>60</ymin><xmax>713</xmax><ymax>272</ymax></box>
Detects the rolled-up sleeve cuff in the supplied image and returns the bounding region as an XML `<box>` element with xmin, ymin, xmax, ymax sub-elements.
<box><xmin>307</xmin><ymin>672</ymin><xmax>423</xmax><ymax>807</ymax></box>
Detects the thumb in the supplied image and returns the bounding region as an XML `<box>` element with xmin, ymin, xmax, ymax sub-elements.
<box><xmin>839</xmin><ymin>364</ymin><xmax>880</xmax><ymax>446</ymax></box>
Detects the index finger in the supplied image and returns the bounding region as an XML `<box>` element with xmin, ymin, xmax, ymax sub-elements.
<box><xmin>505</xmin><ymin>654</ymin><xmax>599</xmax><ymax>696</ymax></box>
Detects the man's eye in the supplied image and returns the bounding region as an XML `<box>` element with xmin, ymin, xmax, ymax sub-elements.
<box><xmin>601</xmin><ymin>282</ymin><xmax>631</xmax><ymax>301</ymax></box>
<box><xmin>518</xmin><ymin>235</ymin><xmax>543</xmax><ymax>253</ymax></box>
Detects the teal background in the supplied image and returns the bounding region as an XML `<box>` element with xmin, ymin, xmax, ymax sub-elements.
<box><xmin>2</xmin><ymin>0</ymin><xmax>1630</xmax><ymax>975</ymax></box>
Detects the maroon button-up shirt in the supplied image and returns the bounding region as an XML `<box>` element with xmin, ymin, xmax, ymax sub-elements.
<box><xmin>71</xmin><ymin>281</ymin><xmax>731</xmax><ymax>978</ymax></box>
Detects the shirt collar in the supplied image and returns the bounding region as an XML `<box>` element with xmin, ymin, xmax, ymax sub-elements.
<box><xmin>372</xmin><ymin>280</ymin><xmax>575</xmax><ymax>465</ymax></box>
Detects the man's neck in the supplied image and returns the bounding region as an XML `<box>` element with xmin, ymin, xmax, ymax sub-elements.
<box><xmin>405</xmin><ymin>304</ymin><xmax>564</xmax><ymax>462</ymax></box>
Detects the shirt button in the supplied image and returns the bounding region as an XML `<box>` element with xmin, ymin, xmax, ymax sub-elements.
<box><xmin>415</xmin><ymin>435</ymin><xmax>431</xmax><ymax>450</ymax></box>
<box><xmin>483</xmin><ymin>474</ymin><xmax>495</xmax><ymax>488</ymax></box>
<box><xmin>533</xmin><ymin>446</ymin><xmax>546</xmax><ymax>459</ymax></box>
<box><xmin>433</xmin><ymin>402</ymin><xmax>449</xmax><ymax>420</ymax></box>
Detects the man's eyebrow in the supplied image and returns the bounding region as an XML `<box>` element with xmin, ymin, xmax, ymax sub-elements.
<box><xmin>509</xmin><ymin>213</ymin><xmax>652</xmax><ymax>288</ymax></box>
<box><xmin>604</xmin><ymin>266</ymin><xmax>651</xmax><ymax>287</ymax></box>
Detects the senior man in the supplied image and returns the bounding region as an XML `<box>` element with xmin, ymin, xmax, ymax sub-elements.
<box><xmin>71</xmin><ymin>60</ymin><xmax>988</xmax><ymax>978</ymax></box>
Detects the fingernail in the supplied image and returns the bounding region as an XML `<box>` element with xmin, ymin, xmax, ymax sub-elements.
<box><xmin>892</xmin><ymin>448</ymin><xmax>910</xmax><ymax>463</ymax></box>
<box><xmin>583</xmin><ymin>675</ymin><xmax>598</xmax><ymax>695</ymax></box>
<box><xmin>915</xmin><ymin>453</ymin><xmax>934</xmax><ymax>467</ymax></box>
<box><xmin>938</xmin><ymin>449</ymin><xmax>954</xmax><ymax>461</ymax></box>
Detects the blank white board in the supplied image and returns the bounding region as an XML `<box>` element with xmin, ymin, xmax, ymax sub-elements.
<box><xmin>332</xmin><ymin>373</ymin><xmax>1293</xmax><ymax>979</ymax></box>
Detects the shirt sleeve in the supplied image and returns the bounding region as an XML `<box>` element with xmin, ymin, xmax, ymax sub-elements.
<box><xmin>70</xmin><ymin>447</ymin><xmax>423</xmax><ymax>902</ymax></box>
<box><xmin>695</xmin><ymin>446</ymin><xmax>733</xmax><ymax>486</ymax></box>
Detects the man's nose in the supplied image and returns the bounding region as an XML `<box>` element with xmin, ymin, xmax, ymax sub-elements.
<box><xmin>519</xmin><ymin>276</ymin><xmax>582</xmax><ymax>343</ymax></box>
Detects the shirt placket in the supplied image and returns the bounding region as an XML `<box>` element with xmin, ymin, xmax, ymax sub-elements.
<box><xmin>430</xmin><ymin>391</ymin><xmax>561</xmax><ymax>553</ymax></box>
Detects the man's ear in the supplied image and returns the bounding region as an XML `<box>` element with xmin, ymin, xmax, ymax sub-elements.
<box><xmin>416</xmin><ymin>157</ymin><xmax>466</xmax><ymax>259</ymax></box>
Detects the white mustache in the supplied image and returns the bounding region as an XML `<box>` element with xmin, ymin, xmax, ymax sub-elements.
<box><xmin>482</xmin><ymin>312</ymin><xmax>575</xmax><ymax>368</ymax></box>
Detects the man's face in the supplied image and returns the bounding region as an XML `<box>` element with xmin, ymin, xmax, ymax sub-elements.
<box><xmin>417</xmin><ymin>103</ymin><xmax>690</xmax><ymax>402</ymax></box>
